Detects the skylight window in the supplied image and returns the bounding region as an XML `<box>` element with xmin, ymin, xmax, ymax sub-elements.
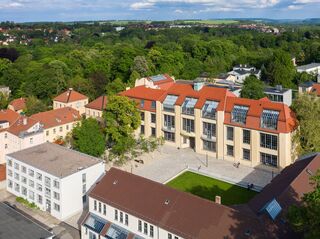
<box><xmin>261</xmin><ymin>110</ymin><xmax>279</xmax><ymax>130</ymax></box>
<box><xmin>231</xmin><ymin>105</ymin><xmax>249</xmax><ymax>124</ymax></box>
<box><xmin>264</xmin><ymin>198</ymin><xmax>282</xmax><ymax>220</ymax></box>
<box><xmin>182</xmin><ymin>97</ymin><xmax>198</xmax><ymax>115</ymax></box>
<box><xmin>106</xmin><ymin>224</ymin><xmax>129</xmax><ymax>239</ymax></box>
<box><xmin>202</xmin><ymin>100</ymin><xmax>219</xmax><ymax>119</ymax></box>
<box><xmin>84</xmin><ymin>214</ymin><xmax>106</xmax><ymax>233</ymax></box>
<box><xmin>163</xmin><ymin>95</ymin><xmax>178</xmax><ymax>112</ymax></box>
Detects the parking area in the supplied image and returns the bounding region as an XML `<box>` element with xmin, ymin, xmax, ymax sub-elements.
<box><xmin>0</xmin><ymin>190</ymin><xmax>81</xmax><ymax>239</ymax></box>
<box><xmin>111</xmin><ymin>145</ymin><xmax>274</xmax><ymax>190</ymax></box>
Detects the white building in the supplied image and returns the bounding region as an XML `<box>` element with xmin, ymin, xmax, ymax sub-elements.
<box><xmin>81</xmin><ymin>168</ymin><xmax>262</xmax><ymax>239</ymax></box>
<box><xmin>6</xmin><ymin>143</ymin><xmax>105</xmax><ymax>221</ymax></box>
<box><xmin>264</xmin><ymin>85</ymin><xmax>293</xmax><ymax>106</ymax></box>
<box><xmin>227</xmin><ymin>64</ymin><xmax>261</xmax><ymax>84</ymax></box>
<box><xmin>297</xmin><ymin>63</ymin><xmax>320</xmax><ymax>74</ymax></box>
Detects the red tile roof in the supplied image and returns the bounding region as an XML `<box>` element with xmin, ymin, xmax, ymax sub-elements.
<box><xmin>90</xmin><ymin>168</ymin><xmax>265</xmax><ymax>239</ymax></box>
<box><xmin>53</xmin><ymin>89</ymin><xmax>88</xmax><ymax>103</ymax></box>
<box><xmin>149</xmin><ymin>74</ymin><xmax>175</xmax><ymax>90</ymax></box>
<box><xmin>0</xmin><ymin>164</ymin><xmax>6</xmax><ymax>181</ymax></box>
<box><xmin>311</xmin><ymin>83</ymin><xmax>320</xmax><ymax>96</ymax></box>
<box><xmin>85</xmin><ymin>95</ymin><xmax>107</xmax><ymax>111</ymax></box>
<box><xmin>0</xmin><ymin>109</ymin><xmax>20</xmax><ymax>125</ymax></box>
<box><xmin>8</xmin><ymin>98</ymin><xmax>26</xmax><ymax>111</ymax></box>
<box><xmin>7</xmin><ymin>116</ymin><xmax>40</xmax><ymax>136</ymax></box>
<box><xmin>224</xmin><ymin>97</ymin><xmax>297</xmax><ymax>133</ymax></box>
<box><xmin>120</xmin><ymin>85</ymin><xmax>166</xmax><ymax>101</ymax></box>
<box><xmin>30</xmin><ymin>107</ymin><xmax>81</xmax><ymax>129</ymax></box>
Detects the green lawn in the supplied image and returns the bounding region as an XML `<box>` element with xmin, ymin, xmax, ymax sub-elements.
<box><xmin>166</xmin><ymin>171</ymin><xmax>258</xmax><ymax>205</ymax></box>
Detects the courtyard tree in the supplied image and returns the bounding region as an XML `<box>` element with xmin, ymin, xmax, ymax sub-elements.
<box><xmin>287</xmin><ymin>170</ymin><xmax>320</xmax><ymax>239</ymax></box>
<box><xmin>241</xmin><ymin>75</ymin><xmax>266</xmax><ymax>100</ymax></box>
<box><xmin>72</xmin><ymin>118</ymin><xmax>105</xmax><ymax>157</ymax></box>
<box><xmin>291</xmin><ymin>93</ymin><xmax>320</xmax><ymax>156</ymax></box>
<box><xmin>104</xmin><ymin>95</ymin><xmax>140</xmax><ymax>156</ymax></box>
<box><xmin>25</xmin><ymin>96</ymin><xmax>47</xmax><ymax>116</ymax></box>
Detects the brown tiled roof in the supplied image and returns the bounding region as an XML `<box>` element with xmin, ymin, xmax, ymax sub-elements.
<box><xmin>0</xmin><ymin>109</ymin><xmax>20</xmax><ymax>133</ymax></box>
<box><xmin>248</xmin><ymin>154</ymin><xmax>320</xmax><ymax>213</ymax></box>
<box><xmin>224</xmin><ymin>97</ymin><xmax>297</xmax><ymax>133</ymax></box>
<box><xmin>30</xmin><ymin>107</ymin><xmax>81</xmax><ymax>129</ymax></box>
<box><xmin>85</xmin><ymin>95</ymin><xmax>108</xmax><ymax>111</ymax></box>
<box><xmin>7</xmin><ymin>116</ymin><xmax>40</xmax><ymax>136</ymax></box>
<box><xmin>53</xmin><ymin>89</ymin><xmax>88</xmax><ymax>103</ymax></box>
<box><xmin>8</xmin><ymin>97</ymin><xmax>27</xmax><ymax>111</ymax></box>
<box><xmin>90</xmin><ymin>168</ymin><xmax>265</xmax><ymax>239</ymax></box>
<box><xmin>311</xmin><ymin>83</ymin><xmax>320</xmax><ymax>96</ymax></box>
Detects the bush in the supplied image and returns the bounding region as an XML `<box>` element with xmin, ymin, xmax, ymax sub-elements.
<box><xmin>16</xmin><ymin>197</ymin><xmax>39</xmax><ymax>209</ymax></box>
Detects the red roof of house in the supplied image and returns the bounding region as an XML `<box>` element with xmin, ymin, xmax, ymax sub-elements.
<box><xmin>53</xmin><ymin>89</ymin><xmax>88</xmax><ymax>103</ymax></box>
<box><xmin>85</xmin><ymin>95</ymin><xmax>108</xmax><ymax>111</ymax></box>
<box><xmin>30</xmin><ymin>107</ymin><xmax>81</xmax><ymax>129</ymax></box>
<box><xmin>224</xmin><ymin>97</ymin><xmax>297</xmax><ymax>133</ymax></box>
<box><xmin>7</xmin><ymin>116</ymin><xmax>40</xmax><ymax>136</ymax></box>
<box><xmin>8</xmin><ymin>98</ymin><xmax>27</xmax><ymax>111</ymax></box>
<box><xmin>311</xmin><ymin>83</ymin><xmax>320</xmax><ymax>96</ymax></box>
<box><xmin>90</xmin><ymin>168</ymin><xmax>265</xmax><ymax>239</ymax></box>
<box><xmin>148</xmin><ymin>74</ymin><xmax>175</xmax><ymax>90</ymax></box>
<box><xmin>0</xmin><ymin>109</ymin><xmax>20</xmax><ymax>126</ymax></box>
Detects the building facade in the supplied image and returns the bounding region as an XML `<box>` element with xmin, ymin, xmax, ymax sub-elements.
<box><xmin>30</xmin><ymin>107</ymin><xmax>81</xmax><ymax>142</ymax></box>
<box><xmin>81</xmin><ymin>168</ymin><xmax>264</xmax><ymax>239</ymax></box>
<box><xmin>6</xmin><ymin>143</ymin><xmax>105</xmax><ymax>220</ymax></box>
<box><xmin>85</xmin><ymin>95</ymin><xmax>107</xmax><ymax>119</ymax></box>
<box><xmin>53</xmin><ymin>88</ymin><xmax>89</xmax><ymax>115</ymax></box>
<box><xmin>264</xmin><ymin>86</ymin><xmax>292</xmax><ymax>106</ymax></box>
<box><xmin>297</xmin><ymin>63</ymin><xmax>320</xmax><ymax>74</ymax></box>
<box><xmin>121</xmin><ymin>81</ymin><xmax>297</xmax><ymax>172</ymax></box>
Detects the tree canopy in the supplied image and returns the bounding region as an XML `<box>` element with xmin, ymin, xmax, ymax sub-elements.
<box><xmin>240</xmin><ymin>75</ymin><xmax>266</xmax><ymax>100</ymax></box>
<box><xmin>71</xmin><ymin>118</ymin><xmax>106</xmax><ymax>157</ymax></box>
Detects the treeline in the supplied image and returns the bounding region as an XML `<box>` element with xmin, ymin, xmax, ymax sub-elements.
<box><xmin>0</xmin><ymin>25</ymin><xmax>320</xmax><ymax>107</ymax></box>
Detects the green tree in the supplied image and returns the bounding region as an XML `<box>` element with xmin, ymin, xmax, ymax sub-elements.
<box><xmin>104</xmin><ymin>95</ymin><xmax>140</xmax><ymax>155</ymax></box>
<box><xmin>72</xmin><ymin>118</ymin><xmax>105</xmax><ymax>157</ymax></box>
<box><xmin>241</xmin><ymin>75</ymin><xmax>266</xmax><ymax>99</ymax></box>
<box><xmin>287</xmin><ymin>170</ymin><xmax>320</xmax><ymax>239</ymax></box>
<box><xmin>106</xmin><ymin>78</ymin><xmax>126</xmax><ymax>96</ymax></box>
<box><xmin>268</xmin><ymin>50</ymin><xmax>296</xmax><ymax>88</ymax></box>
<box><xmin>291</xmin><ymin>93</ymin><xmax>320</xmax><ymax>156</ymax></box>
<box><xmin>0</xmin><ymin>92</ymin><xmax>9</xmax><ymax>109</ymax></box>
<box><xmin>25</xmin><ymin>96</ymin><xmax>47</xmax><ymax>116</ymax></box>
<box><xmin>131</xmin><ymin>56</ymin><xmax>149</xmax><ymax>77</ymax></box>
<box><xmin>0</xmin><ymin>58</ymin><xmax>11</xmax><ymax>78</ymax></box>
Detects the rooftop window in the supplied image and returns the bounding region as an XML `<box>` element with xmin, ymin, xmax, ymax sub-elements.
<box><xmin>231</xmin><ymin>105</ymin><xmax>249</xmax><ymax>125</ymax></box>
<box><xmin>202</xmin><ymin>100</ymin><xmax>219</xmax><ymax>119</ymax></box>
<box><xmin>163</xmin><ymin>95</ymin><xmax>178</xmax><ymax>112</ymax></box>
<box><xmin>84</xmin><ymin>214</ymin><xmax>105</xmax><ymax>234</ymax></box>
<box><xmin>182</xmin><ymin>97</ymin><xmax>198</xmax><ymax>115</ymax></box>
<box><xmin>106</xmin><ymin>224</ymin><xmax>129</xmax><ymax>239</ymax></box>
<box><xmin>261</xmin><ymin>110</ymin><xmax>279</xmax><ymax>130</ymax></box>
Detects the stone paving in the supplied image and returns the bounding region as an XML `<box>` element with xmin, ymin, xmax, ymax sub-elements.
<box><xmin>111</xmin><ymin>145</ymin><xmax>274</xmax><ymax>191</ymax></box>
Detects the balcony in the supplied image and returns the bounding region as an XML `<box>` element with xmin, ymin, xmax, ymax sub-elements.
<box><xmin>182</xmin><ymin>107</ymin><xmax>194</xmax><ymax>116</ymax></box>
<box><xmin>202</xmin><ymin>111</ymin><xmax>216</xmax><ymax>120</ymax></box>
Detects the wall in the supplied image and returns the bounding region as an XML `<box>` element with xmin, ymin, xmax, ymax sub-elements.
<box><xmin>53</xmin><ymin>99</ymin><xmax>88</xmax><ymax>115</ymax></box>
<box><xmin>85</xmin><ymin>108</ymin><xmax>103</xmax><ymax>119</ymax></box>
<box><xmin>44</xmin><ymin>122</ymin><xmax>78</xmax><ymax>142</ymax></box>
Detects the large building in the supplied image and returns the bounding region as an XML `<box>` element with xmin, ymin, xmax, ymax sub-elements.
<box><xmin>81</xmin><ymin>168</ymin><xmax>265</xmax><ymax>239</ymax></box>
<box><xmin>53</xmin><ymin>88</ymin><xmax>89</xmax><ymax>115</ymax></box>
<box><xmin>121</xmin><ymin>80</ymin><xmax>297</xmax><ymax>172</ymax></box>
<box><xmin>0</xmin><ymin>110</ymin><xmax>44</xmax><ymax>164</ymax></box>
<box><xmin>81</xmin><ymin>154</ymin><xmax>319</xmax><ymax>239</ymax></box>
<box><xmin>6</xmin><ymin>143</ymin><xmax>105</xmax><ymax>220</ymax></box>
<box><xmin>297</xmin><ymin>63</ymin><xmax>320</xmax><ymax>74</ymax></box>
<box><xmin>30</xmin><ymin>107</ymin><xmax>81</xmax><ymax>142</ymax></box>
<box><xmin>227</xmin><ymin>65</ymin><xmax>261</xmax><ymax>84</ymax></box>
<box><xmin>85</xmin><ymin>95</ymin><xmax>107</xmax><ymax>119</ymax></box>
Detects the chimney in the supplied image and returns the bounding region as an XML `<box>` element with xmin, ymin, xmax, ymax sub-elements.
<box><xmin>215</xmin><ymin>195</ymin><xmax>221</xmax><ymax>204</ymax></box>
<box><xmin>23</xmin><ymin>118</ymin><xmax>27</xmax><ymax>125</ymax></box>
<box><xmin>194</xmin><ymin>79</ymin><xmax>205</xmax><ymax>91</ymax></box>
<box><xmin>276</xmin><ymin>85</ymin><xmax>283</xmax><ymax>91</ymax></box>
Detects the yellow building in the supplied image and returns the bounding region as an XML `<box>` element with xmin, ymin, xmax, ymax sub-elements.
<box><xmin>30</xmin><ymin>107</ymin><xmax>81</xmax><ymax>142</ymax></box>
<box><xmin>53</xmin><ymin>88</ymin><xmax>88</xmax><ymax>115</ymax></box>
<box><xmin>85</xmin><ymin>95</ymin><xmax>107</xmax><ymax>119</ymax></box>
<box><xmin>121</xmin><ymin>80</ymin><xmax>297</xmax><ymax>172</ymax></box>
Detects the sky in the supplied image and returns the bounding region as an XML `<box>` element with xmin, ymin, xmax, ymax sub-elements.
<box><xmin>0</xmin><ymin>0</ymin><xmax>319</xmax><ymax>22</ymax></box>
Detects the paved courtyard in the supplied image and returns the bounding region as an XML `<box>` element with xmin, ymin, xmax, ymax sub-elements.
<box><xmin>110</xmin><ymin>145</ymin><xmax>274</xmax><ymax>191</ymax></box>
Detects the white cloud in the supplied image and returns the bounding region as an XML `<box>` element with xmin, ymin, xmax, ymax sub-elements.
<box><xmin>174</xmin><ymin>9</ymin><xmax>183</xmax><ymax>13</ymax></box>
<box><xmin>130</xmin><ymin>1</ymin><xmax>155</xmax><ymax>10</ymax></box>
<box><xmin>0</xmin><ymin>1</ymin><xmax>24</xmax><ymax>9</ymax></box>
<box><xmin>288</xmin><ymin>4</ymin><xmax>303</xmax><ymax>9</ymax></box>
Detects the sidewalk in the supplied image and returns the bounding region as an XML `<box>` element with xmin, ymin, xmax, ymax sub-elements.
<box><xmin>113</xmin><ymin>145</ymin><xmax>273</xmax><ymax>190</ymax></box>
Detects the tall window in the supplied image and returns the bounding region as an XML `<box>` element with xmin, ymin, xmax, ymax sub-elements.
<box><xmin>125</xmin><ymin>214</ymin><xmax>128</xmax><ymax>226</ymax></box>
<box><xmin>227</xmin><ymin>127</ymin><xmax>234</xmax><ymax>141</ymax></box>
<box><xmin>203</xmin><ymin>140</ymin><xmax>216</xmax><ymax>152</ymax></box>
<box><xmin>231</xmin><ymin>105</ymin><xmax>249</xmax><ymax>124</ymax></box>
<box><xmin>164</xmin><ymin>132</ymin><xmax>175</xmax><ymax>142</ymax></box>
<box><xmin>103</xmin><ymin>205</ymin><xmax>106</xmax><ymax>215</ymax></box>
<box><xmin>151</xmin><ymin>113</ymin><xmax>156</xmax><ymax>123</ymax></box>
<box><xmin>150</xmin><ymin>225</ymin><xmax>154</xmax><ymax>238</ymax></box>
<box><xmin>183</xmin><ymin>118</ymin><xmax>194</xmax><ymax>133</ymax></box>
<box><xmin>203</xmin><ymin>122</ymin><xmax>216</xmax><ymax>138</ymax></box>
<box><xmin>151</xmin><ymin>127</ymin><xmax>156</xmax><ymax>137</ymax></box>
<box><xmin>182</xmin><ymin>97</ymin><xmax>197</xmax><ymax>115</ymax></box>
<box><xmin>140</xmin><ymin>100</ymin><xmax>144</xmax><ymax>108</ymax></box>
<box><xmin>151</xmin><ymin>101</ymin><xmax>156</xmax><ymax>109</ymax></box>
<box><xmin>119</xmin><ymin>211</ymin><xmax>123</xmax><ymax>223</ymax></box>
<box><xmin>163</xmin><ymin>95</ymin><xmax>178</xmax><ymax>112</ymax></box>
<box><xmin>261</xmin><ymin>110</ymin><xmax>279</xmax><ymax>130</ymax></box>
<box><xmin>140</xmin><ymin>112</ymin><xmax>145</xmax><ymax>121</ymax></box>
<box><xmin>227</xmin><ymin>145</ymin><xmax>234</xmax><ymax>156</ymax></box>
<box><xmin>114</xmin><ymin>209</ymin><xmax>118</xmax><ymax>220</ymax></box>
<box><xmin>260</xmin><ymin>133</ymin><xmax>278</xmax><ymax>150</ymax></box>
<box><xmin>243</xmin><ymin>149</ymin><xmax>250</xmax><ymax>161</ymax></box>
<box><xmin>138</xmin><ymin>220</ymin><xmax>142</xmax><ymax>232</ymax></box>
<box><xmin>94</xmin><ymin>200</ymin><xmax>97</xmax><ymax>211</ymax></box>
<box><xmin>243</xmin><ymin>129</ymin><xmax>251</xmax><ymax>144</ymax></box>
<box><xmin>164</xmin><ymin>115</ymin><xmax>175</xmax><ymax>129</ymax></box>
<box><xmin>202</xmin><ymin>100</ymin><xmax>218</xmax><ymax>119</ymax></box>
<box><xmin>260</xmin><ymin>153</ymin><xmax>278</xmax><ymax>167</ymax></box>
<box><xmin>144</xmin><ymin>222</ymin><xmax>148</xmax><ymax>234</ymax></box>
<box><xmin>140</xmin><ymin>125</ymin><xmax>145</xmax><ymax>135</ymax></box>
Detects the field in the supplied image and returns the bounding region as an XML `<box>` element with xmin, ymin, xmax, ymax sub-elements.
<box><xmin>166</xmin><ymin>171</ymin><xmax>258</xmax><ymax>205</ymax></box>
<box><xmin>181</xmin><ymin>20</ymin><xmax>239</xmax><ymax>25</ymax></box>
